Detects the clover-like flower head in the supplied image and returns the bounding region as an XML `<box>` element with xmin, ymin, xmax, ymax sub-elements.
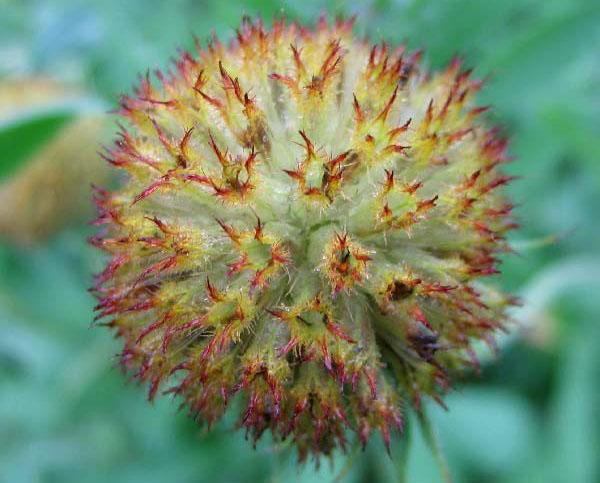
<box><xmin>92</xmin><ymin>17</ymin><xmax>517</xmax><ymax>462</ymax></box>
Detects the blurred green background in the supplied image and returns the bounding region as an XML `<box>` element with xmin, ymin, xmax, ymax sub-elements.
<box><xmin>1</xmin><ymin>0</ymin><xmax>599</xmax><ymax>482</ymax></box>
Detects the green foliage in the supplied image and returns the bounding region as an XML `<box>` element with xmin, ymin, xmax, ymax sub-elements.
<box><xmin>0</xmin><ymin>112</ymin><xmax>72</xmax><ymax>180</ymax></box>
<box><xmin>1</xmin><ymin>0</ymin><xmax>599</xmax><ymax>482</ymax></box>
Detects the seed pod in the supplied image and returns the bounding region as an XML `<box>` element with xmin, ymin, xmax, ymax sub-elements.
<box><xmin>92</xmin><ymin>17</ymin><xmax>517</xmax><ymax>462</ymax></box>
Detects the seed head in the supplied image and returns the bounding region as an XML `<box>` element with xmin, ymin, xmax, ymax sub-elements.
<box><xmin>92</xmin><ymin>16</ymin><xmax>517</xmax><ymax>462</ymax></box>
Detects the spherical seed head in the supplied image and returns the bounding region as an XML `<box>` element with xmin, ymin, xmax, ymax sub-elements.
<box><xmin>92</xmin><ymin>17</ymin><xmax>517</xmax><ymax>462</ymax></box>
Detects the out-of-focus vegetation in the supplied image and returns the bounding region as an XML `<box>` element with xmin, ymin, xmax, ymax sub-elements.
<box><xmin>0</xmin><ymin>0</ymin><xmax>599</xmax><ymax>482</ymax></box>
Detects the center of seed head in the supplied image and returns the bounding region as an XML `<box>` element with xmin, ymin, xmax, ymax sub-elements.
<box><xmin>245</xmin><ymin>238</ymin><xmax>272</xmax><ymax>266</ymax></box>
<box><xmin>302</xmin><ymin>220</ymin><xmax>341</xmax><ymax>267</ymax></box>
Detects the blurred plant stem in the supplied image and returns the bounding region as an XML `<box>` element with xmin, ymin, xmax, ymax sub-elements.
<box><xmin>417</xmin><ymin>408</ymin><xmax>452</xmax><ymax>483</ymax></box>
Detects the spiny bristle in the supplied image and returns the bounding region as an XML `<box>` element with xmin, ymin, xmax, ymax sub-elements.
<box><xmin>92</xmin><ymin>16</ymin><xmax>517</xmax><ymax>463</ymax></box>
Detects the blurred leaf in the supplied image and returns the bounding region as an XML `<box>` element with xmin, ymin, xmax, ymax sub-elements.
<box><xmin>0</xmin><ymin>115</ymin><xmax>111</xmax><ymax>245</ymax></box>
<box><xmin>0</xmin><ymin>111</ymin><xmax>72</xmax><ymax>179</ymax></box>
<box><xmin>477</xmin><ymin>256</ymin><xmax>600</xmax><ymax>364</ymax></box>
<box><xmin>0</xmin><ymin>77</ymin><xmax>106</xmax><ymax>181</ymax></box>
<box><xmin>434</xmin><ymin>389</ymin><xmax>537</xmax><ymax>475</ymax></box>
<box><xmin>542</xmin><ymin>304</ymin><xmax>600</xmax><ymax>483</ymax></box>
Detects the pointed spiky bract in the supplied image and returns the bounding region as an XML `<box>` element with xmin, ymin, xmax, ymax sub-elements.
<box><xmin>92</xmin><ymin>17</ymin><xmax>517</xmax><ymax>462</ymax></box>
